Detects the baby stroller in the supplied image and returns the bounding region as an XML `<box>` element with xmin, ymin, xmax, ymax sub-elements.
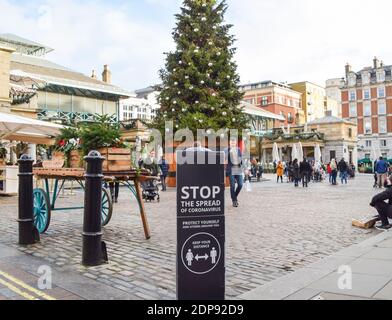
<box><xmin>141</xmin><ymin>178</ymin><xmax>160</xmax><ymax>202</ymax></box>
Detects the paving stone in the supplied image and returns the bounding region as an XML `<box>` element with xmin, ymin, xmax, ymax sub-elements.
<box><xmin>307</xmin><ymin>272</ymin><xmax>391</xmax><ymax>298</ymax></box>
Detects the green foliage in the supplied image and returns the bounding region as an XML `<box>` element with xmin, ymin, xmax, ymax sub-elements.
<box><xmin>54</xmin><ymin>126</ymin><xmax>81</xmax><ymax>154</ymax></box>
<box><xmin>152</xmin><ymin>0</ymin><xmax>248</xmax><ymax>135</ymax></box>
<box><xmin>79</xmin><ymin>115</ymin><xmax>125</xmax><ymax>155</ymax></box>
<box><xmin>0</xmin><ymin>143</ymin><xmax>7</xmax><ymax>159</ymax></box>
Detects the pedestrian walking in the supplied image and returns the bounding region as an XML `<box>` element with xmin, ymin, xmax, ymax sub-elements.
<box><xmin>300</xmin><ymin>158</ymin><xmax>311</xmax><ymax>188</ymax></box>
<box><xmin>293</xmin><ymin>159</ymin><xmax>300</xmax><ymax>187</ymax></box>
<box><xmin>327</xmin><ymin>162</ymin><xmax>332</xmax><ymax>183</ymax></box>
<box><xmin>276</xmin><ymin>161</ymin><xmax>284</xmax><ymax>183</ymax></box>
<box><xmin>375</xmin><ymin>156</ymin><xmax>389</xmax><ymax>188</ymax></box>
<box><xmin>225</xmin><ymin>138</ymin><xmax>244</xmax><ymax>208</ymax></box>
<box><xmin>330</xmin><ymin>159</ymin><xmax>338</xmax><ymax>185</ymax></box>
<box><xmin>158</xmin><ymin>155</ymin><xmax>169</xmax><ymax>191</ymax></box>
<box><xmin>338</xmin><ymin>158</ymin><xmax>349</xmax><ymax>185</ymax></box>
<box><xmin>287</xmin><ymin>161</ymin><xmax>294</xmax><ymax>183</ymax></box>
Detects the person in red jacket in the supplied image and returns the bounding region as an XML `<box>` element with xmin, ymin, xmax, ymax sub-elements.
<box><xmin>327</xmin><ymin>162</ymin><xmax>332</xmax><ymax>184</ymax></box>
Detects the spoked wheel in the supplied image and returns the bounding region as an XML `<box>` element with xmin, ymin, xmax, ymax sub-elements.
<box><xmin>101</xmin><ymin>188</ymin><xmax>113</xmax><ymax>227</ymax></box>
<box><xmin>33</xmin><ymin>188</ymin><xmax>51</xmax><ymax>234</ymax></box>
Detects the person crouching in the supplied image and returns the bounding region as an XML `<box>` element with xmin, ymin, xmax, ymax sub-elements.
<box><xmin>370</xmin><ymin>175</ymin><xmax>392</xmax><ymax>231</ymax></box>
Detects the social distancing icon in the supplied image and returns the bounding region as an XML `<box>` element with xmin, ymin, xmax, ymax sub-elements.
<box><xmin>181</xmin><ymin>232</ymin><xmax>221</xmax><ymax>275</ymax></box>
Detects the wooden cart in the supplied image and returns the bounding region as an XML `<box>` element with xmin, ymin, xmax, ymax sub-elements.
<box><xmin>32</xmin><ymin>168</ymin><xmax>154</xmax><ymax>239</ymax></box>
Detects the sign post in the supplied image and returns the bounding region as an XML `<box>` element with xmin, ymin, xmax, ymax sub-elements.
<box><xmin>176</xmin><ymin>150</ymin><xmax>225</xmax><ymax>300</ymax></box>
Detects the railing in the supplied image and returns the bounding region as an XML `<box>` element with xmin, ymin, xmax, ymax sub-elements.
<box><xmin>37</xmin><ymin>109</ymin><xmax>118</xmax><ymax>124</ymax></box>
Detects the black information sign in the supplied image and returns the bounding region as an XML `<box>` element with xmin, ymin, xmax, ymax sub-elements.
<box><xmin>176</xmin><ymin>150</ymin><xmax>225</xmax><ymax>300</ymax></box>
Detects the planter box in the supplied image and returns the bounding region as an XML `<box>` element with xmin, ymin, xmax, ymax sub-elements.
<box><xmin>43</xmin><ymin>151</ymin><xmax>65</xmax><ymax>168</ymax></box>
<box><xmin>97</xmin><ymin>148</ymin><xmax>131</xmax><ymax>172</ymax></box>
<box><xmin>69</xmin><ymin>150</ymin><xmax>83</xmax><ymax>168</ymax></box>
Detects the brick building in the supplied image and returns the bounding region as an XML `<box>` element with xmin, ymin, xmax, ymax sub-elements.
<box><xmin>239</xmin><ymin>81</ymin><xmax>303</xmax><ymax>128</ymax></box>
<box><xmin>341</xmin><ymin>57</ymin><xmax>392</xmax><ymax>160</ymax></box>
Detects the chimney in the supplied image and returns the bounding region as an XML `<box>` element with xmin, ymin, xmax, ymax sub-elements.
<box><xmin>373</xmin><ymin>57</ymin><xmax>380</xmax><ymax>69</ymax></box>
<box><xmin>0</xmin><ymin>45</ymin><xmax>15</xmax><ymax>111</ymax></box>
<box><xmin>102</xmin><ymin>64</ymin><xmax>111</xmax><ymax>84</ymax></box>
<box><xmin>345</xmin><ymin>63</ymin><xmax>352</xmax><ymax>77</ymax></box>
<box><xmin>91</xmin><ymin>70</ymin><xmax>97</xmax><ymax>79</ymax></box>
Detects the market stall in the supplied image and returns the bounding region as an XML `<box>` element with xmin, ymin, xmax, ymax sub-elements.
<box><xmin>32</xmin><ymin>167</ymin><xmax>155</xmax><ymax>239</ymax></box>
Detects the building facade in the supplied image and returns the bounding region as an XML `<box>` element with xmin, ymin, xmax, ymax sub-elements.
<box><xmin>290</xmin><ymin>81</ymin><xmax>327</xmax><ymax>123</ymax></box>
<box><xmin>119</xmin><ymin>87</ymin><xmax>160</xmax><ymax>122</ymax></box>
<box><xmin>239</xmin><ymin>81</ymin><xmax>303</xmax><ymax>128</ymax></box>
<box><xmin>261</xmin><ymin>113</ymin><xmax>358</xmax><ymax>165</ymax></box>
<box><xmin>0</xmin><ymin>33</ymin><xmax>131</xmax><ymax>124</ymax></box>
<box><xmin>340</xmin><ymin>57</ymin><xmax>392</xmax><ymax>160</ymax></box>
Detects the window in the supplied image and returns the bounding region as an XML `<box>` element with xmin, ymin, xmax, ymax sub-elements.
<box><xmin>362</xmin><ymin>72</ymin><xmax>370</xmax><ymax>85</ymax></box>
<box><xmin>261</xmin><ymin>96</ymin><xmax>268</xmax><ymax>106</ymax></box>
<box><xmin>349</xmin><ymin>103</ymin><xmax>357</xmax><ymax>117</ymax></box>
<box><xmin>363</xmin><ymin>88</ymin><xmax>370</xmax><ymax>100</ymax></box>
<box><xmin>378</xmin><ymin>86</ymin><xmax>385</xmax><ymax>98</ymax></box>
<box><xmin>366</xmin><ymin>140</ymin><xmax>372</xmax><ymax>147</ymax></box>
<box><xmin>381</xmin><ymin>140</ymin><xmax>387</xmax><ymax>147</ymax></box>
<box><xmin>364</xmin><ymin>118</ymin><xmax>372</xmax><ymax>134</ymax></box>
<box><xmin>330</xmin><ymin>151</ymin><xmax>336</xmax><ymax>160</ymax></box>
<box><xmin>379</xmin><ymin>116</ymin><xmax>387</xmax><ymax>134</ymax></box>
<box><xmin>378</xmin><ymin>100</ymin><xmax>386</xmax><ymax>115</ymax></box>
<box><xmin>363</xmin><ymin>101</ymin><xmax>371</xmax><ymax>116</ymax></box>
<box><xmin>365</xmin><ymin>154</ymin><xmax>371</xmax><ymax>159</ymax></box>
<box><xmin>377</xmin><ymin>70</ymin><xmax>386</xmax><ymax>82</ymax></box>
<box><xmin>349</xmin><ymin>90</ymin><xmax>356</xmax><ymax>101</ymax></box>
<box><xmin>348</xmin><ymin>74</ymin><xmax>356</xmax><ymax>86</ymax></box>
<box><xmin>348</xmin><ymin>128</ymin><xmax>353</xmax><ymax>138</ymax></box>
<box><xmin>382</xmin><ymin>153</ymin><xmax>388</xmax><ymax>159</ymax></box>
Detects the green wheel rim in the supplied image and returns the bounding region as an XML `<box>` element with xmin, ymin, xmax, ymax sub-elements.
<box><xmin>101</xmin><ymin>188</ymin><xmax>113</xmax><ymax>227</ymax></box>
<box><xmin>33</xmin><ymin>189</ymin><xmax>51</xmax><ymax>234</ymax></box>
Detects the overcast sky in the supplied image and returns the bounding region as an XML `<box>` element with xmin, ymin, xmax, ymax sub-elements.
<box><xmin>1</xmin><ymin>0</ymin><xmax>392</xmax><ymax>91</ymax></box>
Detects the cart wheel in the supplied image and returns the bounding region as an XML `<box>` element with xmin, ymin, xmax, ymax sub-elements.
<box><xmin>33</xmin><ymin>188</ymin><xmax>51</xmax><ymax>234</ymax></box>
<box><xmin>101</xmin><ymin>188</ymin><xmax>113</xmax><ymax>227</ymax></box>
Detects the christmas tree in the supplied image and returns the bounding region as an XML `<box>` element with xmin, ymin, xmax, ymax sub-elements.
<box><xmin>153</xmin><ymin>0</ymin><xmax>248</xmax><ymax>136</ymax></box>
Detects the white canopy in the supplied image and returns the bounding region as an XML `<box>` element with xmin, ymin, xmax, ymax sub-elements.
<box><xmin>0</xmin><ymin>112</ymin><xmax>63</xmax><ymax>144</ymax></box>
<box><xmin>291</xmin><ymin>144</ymin><xmax>298</xmax><ymax>161</ymax></box>
<box><xmin>298</xmin><ymin>142</ymin><xmax>304</xmax><ymax>161</ymax></box>
<box><xmin>272</xmin><ymin>142</ymin><xmax>280</xmax><ymax>162</ymax></box>
<box><xmin>314</xmin><ymin>144</ymin><xmax>322</xmax><ymax>163</ymax></box>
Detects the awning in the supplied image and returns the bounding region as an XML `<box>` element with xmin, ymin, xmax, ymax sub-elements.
<box><xmin>0</xmin><ymin>111</ymin><xmax>63</xmax><ymax>144</ymax></box>
<box><xmin>241</xmin><ymin>101</ymin><xmax>285</xmax><ymax>121</ymax></box>
<box><xmin>358</xmin><ymin>158</ymin><xmax>372</xmax><ymax>164</ymax></box>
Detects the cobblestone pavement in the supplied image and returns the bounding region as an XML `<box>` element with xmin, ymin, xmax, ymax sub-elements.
<box><xmin>0</xmin><ymin>174</ymin><xmax>380</xmax><ymax>299</ymax></box>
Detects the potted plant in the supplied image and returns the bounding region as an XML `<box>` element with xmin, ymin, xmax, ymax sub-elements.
<box><xmin>54</xmin><ymin>127</ymin><xmax>82</xmax><ymax>168</ymax></box>
<box><xmin>80</xmin><ymin>115</ymin><xmax>131</xmax><ymax>172</ymax></box>
<box><xmin>0</xmin><ymin>144</ymin><xmax>7</xmax><ymax>165</ymax></box>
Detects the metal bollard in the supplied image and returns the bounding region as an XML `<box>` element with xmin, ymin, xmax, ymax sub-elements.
<box><xmin>82</xmin><ymin>151</ymin><xmax>108</xmax><ymax>266</ymax></box>
<box><xmin>18</xmin><ymin>154</ymin><xmax>40</xmax><ymax>245</ymax></box>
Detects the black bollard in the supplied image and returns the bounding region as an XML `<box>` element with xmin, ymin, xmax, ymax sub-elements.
<box><xmin>82</xmin><ymin>150</ymin><xmax>108</xmax><ymax>266</ymax></box>
<box><xmin>18</xmin><ymin>154</ymin><xmax>40</xmax><ymax>245</ymax></box>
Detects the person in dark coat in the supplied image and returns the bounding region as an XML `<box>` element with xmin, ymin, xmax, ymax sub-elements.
<box><xmin>158</xmin><ymin>155</ymin><xmax>169</xmax><ymax>191</ymax></box>
<box><xmin>225</xmin><ymin>138</ymin><xmax>243</xmax><ymax>208</ymax></box>
<box><xmin>370</xmin><ymin>175</ymin><xmax>392</xmax><ymax>230</ymax></box>
<box><xmin>293</xmin><ymin>159</ymin><xmax>300</xmax><ymax>187</ymax></box>
<box><xmin>338</xmin><ymin>158</ymin><xmax>349</xmax><ymax>184</ymax></box>
<box><xmin>299</xmin><ymin>158</ymin><xmax>311</xmax><ymax>188</ymax></box>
